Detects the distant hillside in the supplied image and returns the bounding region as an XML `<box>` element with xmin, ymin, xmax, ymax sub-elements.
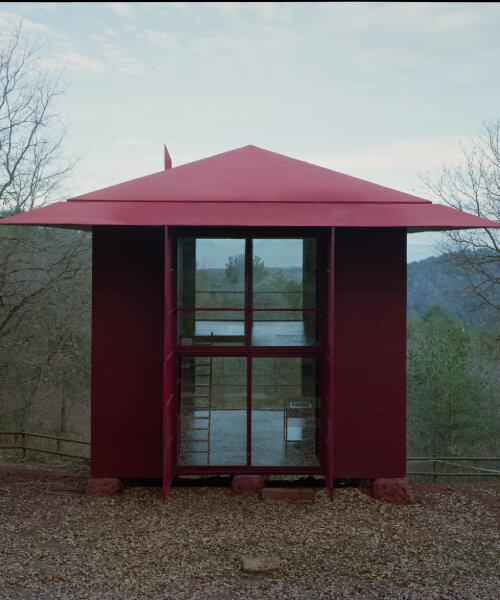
<box><xmin>407</xmin><ymin>254</ymin><xmax>498</xmax><ymax>329</ymax></box>
<box><xmin>200</xmin><ymin>254</ymin><xmax>498</xmax><ymax>329</ymax></box>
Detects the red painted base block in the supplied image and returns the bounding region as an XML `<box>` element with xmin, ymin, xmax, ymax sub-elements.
<box><xmin>86</xmin><ymin>477</ymin><xmax>126</xmax><ymax>496</ymax></box>
<box><xmin>230</xmin><ymin>475</ymin><xmax>265</xmax><ymax>495</ymax></box>
<box><xmin>371</xmin><ymin>478</ymin><xmax>415</xmax><ymax>505</ymax></box>
<box><xmin>261</xmin><ymin>488</ymin><xmax>315</xmax><ymax>502</ymax></box>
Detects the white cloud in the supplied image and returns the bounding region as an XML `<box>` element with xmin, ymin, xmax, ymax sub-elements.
<box><xmin>0</xmin><ymin>10</ymin><xmax>68</xmax><ymax>44</ymax></box>
<box><xmin>0</xmin><ymin>2</ymin><xmax>58</xmax><ymax>15</ymax></box>
<box><xmin>104</xmin><ymin>27</ymin><xmax>119</xmax><ymax>38</ymax></box>
<box><xmin>115</xmin><ymin>138</ymin><xmax>155</xmax><ymax>147</ymax></box>
<box><xmin>40</xmin><ymin>52</ymin><xmax>105</xmax><ymax>74</ymax></box>
<box><xmin>247</xmin><ymin>2</ymin><xmax>287</xmax><ymax>22</ymax></box>
<box><xmin>143</xmin><ymin>30</ymin><xmax>181</xmax><ymax>51</ymax></box>
<box><xmin>142</xmin><ymin>15</ymin><xmax>300</xmax><ymax>74</ymax></box>
<box><xmin>117</xmin><ymin>59</ymin><xmax>144</xmax><ymax>75</ymax></box>
<box><xmin>108</xmin><ymin>2</ymin><xmax>137</xmax><ymax>20</ymax></box>
<box><xmin>309</xmin><ymin>136</ymin><xmax>465</xmax><ymax>176</ymax></box>
<box><xmin>208</xmin><ymin>2</ymin><xmax>289</xmax><ymax>23</ymax></box>
<box><xmin>90</xmin><ymin>32</ymin><xmax>145</xmax><ymax>75</ymax></box>
<box><xmin>311</xmin><ymin>2</ymin><xmax>500</xmax><ymax>78</ymax></box>
<box><xmin>209</xmin><ymin>3</ymin><xmax>242</xmax><ymax>19</ymax></box>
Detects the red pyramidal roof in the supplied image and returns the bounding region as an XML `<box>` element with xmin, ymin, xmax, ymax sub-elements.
<box><xmin>0</xmin><ymin>144</ymin><xmax>498</xmax><ymax>232</ymax></box>
<box><xmin>68</xmin><ymin>145</ymin><xmax>431</xmax><ymax>204</ymax></box>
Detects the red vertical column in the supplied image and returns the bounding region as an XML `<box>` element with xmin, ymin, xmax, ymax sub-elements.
<box><xmin>163</xmin><ymin>226</ymin><xmax>176</xmax><ymax>499</ymax></box>
<box><xmin>332</xmin><ymin>228</ymin><xmax>407</xmax><ymax>478</ymax></box>
<box><xmin>91</xmin><ymin>226</ymin><xmax>165</xmax><ymax>478</ymax></box>
<box><xmin>322</xmin><ymin>228</ymin><xmax>335</xmax><ymax>499</ymax></box>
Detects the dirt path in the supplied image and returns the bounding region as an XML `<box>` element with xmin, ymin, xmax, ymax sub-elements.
<box><xmin>0</xmin><ymin>462</ymin><xmax>498</xmax><ymax>599</ymax></box>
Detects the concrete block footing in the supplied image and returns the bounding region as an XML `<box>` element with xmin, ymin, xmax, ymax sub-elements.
<box><xmin>86</xmin><ymin>477</ymin><xmax>125</xmax><ymax>496</ymax></box>
<box><xmin>371</xmin><ymin>477</ymin><xmax>415</xmax><ymax>505</ymax></box>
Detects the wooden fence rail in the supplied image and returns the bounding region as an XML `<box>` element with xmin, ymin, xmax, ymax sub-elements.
<box><xmin>406</xmin><ymin>456</ymin><xmax>500</xmax><ymax>483</ymax></box>
<box><xmin>0</xmin><ymin>431</ymin><xmax>90</xmax><ymax>461</ymax></box>
<box><xmin>0</xmin><ymin>432</ymin><xmax>499</xmax><ymax>480</ymax></box>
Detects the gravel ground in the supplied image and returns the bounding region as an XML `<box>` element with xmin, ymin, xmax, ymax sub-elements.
<box><xmin>0</xmin><ymin>461</ymin><xmax>498</xmax><ymax>600</ymax></box>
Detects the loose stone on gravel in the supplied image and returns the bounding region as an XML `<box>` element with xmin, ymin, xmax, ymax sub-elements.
<box><xmin>240</xmin><ymin>554</ymin><xmax>281</xmax><ymax>573</ymax></box>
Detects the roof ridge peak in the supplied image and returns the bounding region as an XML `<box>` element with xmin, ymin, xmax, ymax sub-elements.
<box><xmin>65</xmin><ymin>144</ymin><xmax>432</xmax><ymax>205</ymax></box>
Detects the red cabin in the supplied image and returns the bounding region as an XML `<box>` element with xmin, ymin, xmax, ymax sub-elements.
<box><xmin>1</xmin><ymin>145</ymin><xmax>498</xmax><ymax>499</ymax></box>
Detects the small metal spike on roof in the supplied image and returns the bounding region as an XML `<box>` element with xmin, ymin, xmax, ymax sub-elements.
<box><xmin>164</xmin><ymin>144</ymin><xmax>172</xmax><ymax>170</ymax></box>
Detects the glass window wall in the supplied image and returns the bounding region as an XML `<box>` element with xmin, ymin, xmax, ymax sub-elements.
<box><xmin>251</xmin><ymin>357</ymin><xmax>320</xmax><ymax>467</ymax></box>
<box><xmin>175</xmin><ymin>231</ymin><xmax>323</xmax><ymax>470</ymax></box>
<box><xmin>177</xmin><ymin>238</ymin><xmax>246</xmax><ymax>345</ymax></box>
<box><xmin>178</xmin><ymin>356</ymin><xmax>247</xmax><ymax>466</ymax></box>
<box><xmin>177</xmin><ymin>236</ymin><xmax>319</xmax><ymax>347</ymax></box>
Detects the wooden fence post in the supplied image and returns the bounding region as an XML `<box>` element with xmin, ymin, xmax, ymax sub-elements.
<box><xmin>433</xmin><ymin>454</ymin><xmax>438</xmax><ymax>484</ymax></box>
<box><xmin>21</xmin><ymin>431</ymin><xmax>26</xmax><ymax>461</ymax></box>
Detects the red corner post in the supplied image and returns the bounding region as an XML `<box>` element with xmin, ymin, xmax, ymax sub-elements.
<box><xmin>163</xmin><ymin>226</ymin><xmax>175</xmax><ymax>500</ymax></box>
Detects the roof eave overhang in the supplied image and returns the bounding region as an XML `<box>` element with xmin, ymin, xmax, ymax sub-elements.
<box><xmin>0</xmin><ymin>201</ymin><xmax>498</xmax><ymax>233</ymax></box>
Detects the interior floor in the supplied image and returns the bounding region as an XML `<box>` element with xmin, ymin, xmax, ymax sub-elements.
<box><xmin>188</xmin><ymin>320</ymin><xmax>318</xmax><ymax>346</ymax></box>
<box><xmin>178</xmin><ymin>409</ymin><xmax>320</xmax><ymax>467</ymax></box>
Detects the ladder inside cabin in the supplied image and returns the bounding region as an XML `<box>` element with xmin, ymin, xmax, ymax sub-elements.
<box><xmin>179</xmin><ymin>357</ymin><xmax>213</xmax><ymax>464</ymax></box>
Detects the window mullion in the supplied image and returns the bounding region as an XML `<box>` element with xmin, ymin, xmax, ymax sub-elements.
<box><xmin>245</xmin><ymin>237</ymin><xmax>253</xmax><ymax>347</ymax></box>
<box><xmin>245</xmin><ymin>237</ymin><xmax>252</xmax><ymax>467</ymax></box>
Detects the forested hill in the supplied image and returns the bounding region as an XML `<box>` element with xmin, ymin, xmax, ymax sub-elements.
<box><xmin>407</xmin><ymin>255</ymin><xmax>498</xmax><ymax>328</ymax></box>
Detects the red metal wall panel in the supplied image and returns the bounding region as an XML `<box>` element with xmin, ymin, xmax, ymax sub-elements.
<box><xmin>92</xmin><ymin>289</ymin><xmax>164</xmax><ymax>352</ymax></box>
<box><xmin>92</xmin><ymin>224</ymin><xmax>165</xmax><ymax>256</ymax></box>
<box><xmin>333</xmin><ymin>228</ymin><xmax>406</xmax><ymax>478</ymax></box>
<box><xmin>91</xmin><ymin>414</ymin><xmax>163</xmax><ymax>478</ymax></box>
<box><xmin>334</xmin><ymin>228</ymin><xmax>406</xmax><ymax>290</ymax></box>
<box><xmin>333</xmin><ymin>353</ymin><xmax>406</xmax><ymax>416</ymax></box>
<box><xmin>93</xmin><ymin>254</ymin><xmax>164</xmax><ymax>289</ymax></box>
<box><xmin>333</xmin><ymin>415</ymin><xmax>406</xmax><ymax>478</ymax></box>
<box><xmin>334</xmin><ymin>290</ymin><xmax>406</xmax><ymax>354</ymax></box>
<box><xmin>91</xmin><ymin>352</ymin><xmax>163</xmax><ymax>416</ymax></box>
<box><xmin>91</xmin><ymin>226</ymin><xmax>164</xmax><ymax>478</ymax></box>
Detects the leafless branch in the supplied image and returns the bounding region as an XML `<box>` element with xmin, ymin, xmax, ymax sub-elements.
<box><xmin>420</xmin><ymin>119</ymin><xmax>500</xmax><ymax>311</ymax></box>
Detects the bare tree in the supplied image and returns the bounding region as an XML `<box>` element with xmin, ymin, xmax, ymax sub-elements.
<box><xmin>421</xmin><ymin>119</ymin><xmax>500</xmax><ymax>310</ymax></box>
<box><xmin>0</xmin><ymin>23</ymin><xmax>83</xmax><ymax>336</ymax></box>
<box><xmin>0</xmin><ymin>24</ymin><xmax>91</xmax><ymax>437</ymax></box>
<box><xmin>0</xmin><ymin>24</ymin><xmax>74</xmax><ymax>216</ymax></box>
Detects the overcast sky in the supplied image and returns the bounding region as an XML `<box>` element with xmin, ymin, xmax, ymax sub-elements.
<box><xmin>1</xmin><ymin>2</ymin><xmax>499</xmax><ymax>262</ymax></box>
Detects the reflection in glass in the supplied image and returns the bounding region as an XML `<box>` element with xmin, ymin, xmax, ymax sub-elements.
<box><xmin>178</xmin><ymin>310</ymin><xmax>245</xmax><ymax>346</ymax></box>
<box><xmin>252</xmin><ymin>311</ymin><xmax>319</xmax><ymax>346</ymax></box>
<box><xmin>178</xmin><ymin>357</ymin><xmax>247</xmax><ymax>466</ymax></box>
<box><xmin>252</xmin><ymin>239</ymin><xmax>317</xmax><ymax>309</ymax></box>
<box><xmin>251</xmin><ymin>357</ymin><xmax>320</xmax><ymax>466</ymax></box>
<box><xmin>178</xmin><ymin>238</ymin><xmax>245</xmax><ymax>345</ymax></box>
<box><xmin>252</xmin><ymin>239</ymin><xmax>317</xmax><ymax>346</ymax></box>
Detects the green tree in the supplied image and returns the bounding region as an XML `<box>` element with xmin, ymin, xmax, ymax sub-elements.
<box><xmin>224</xmin><ymin>253</ymin><xmax>268</xmax><ymax>285</ymax></box>
<box><xmin>407</xmin><ymin>305</ymin><xmax>493</xmax><ymax>455</ymax></box>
